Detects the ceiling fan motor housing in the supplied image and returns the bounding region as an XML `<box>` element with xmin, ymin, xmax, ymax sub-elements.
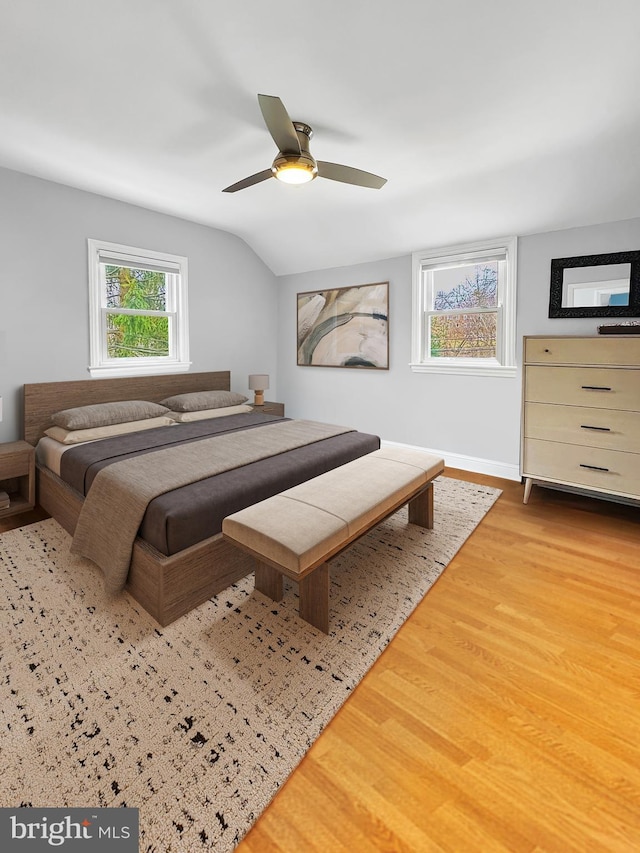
<box><xmin>271</xmin><ymin>122</ymin><xmax>318</xmax><ymax>183</ymax></box>
<box><xmin>271</xmin><ymin>150</ymin><xmax>318</xmax><ymax>181</ymax></box>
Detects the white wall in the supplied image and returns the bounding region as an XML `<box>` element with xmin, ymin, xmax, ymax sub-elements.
<box><xmin>0</xmin><ymin>167</ymin><xmax>278</xmax><ymax>442</ymax></box>
<box><xmin>277</xmin><ymin>218</ymin><xmax>640</xmax><ymax>478</ymax></box>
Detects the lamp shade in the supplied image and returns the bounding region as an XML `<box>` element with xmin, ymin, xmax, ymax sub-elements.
<box><xmin>248</xmin><ymin>374</ymin><xmax>269</xmax><ymax>391</ymax></box>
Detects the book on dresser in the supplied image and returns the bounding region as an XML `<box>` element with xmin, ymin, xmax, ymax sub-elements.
<box><xmin>521</xmin><ymin>335</ymin><xmax>640</xmax><ymax>505</ymax></box>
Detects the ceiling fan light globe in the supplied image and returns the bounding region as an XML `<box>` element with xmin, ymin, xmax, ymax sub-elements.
<box><xmin>272</xmin><ymin>152</ymin><xmax>317</xmax><ymax>185</ymax></box>
<box><xmin>276</xmin><ymin>167</ymin><xmax>315</xmax><ymax>185</ymax></box>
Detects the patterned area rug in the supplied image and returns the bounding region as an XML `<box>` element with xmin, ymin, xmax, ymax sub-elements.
<box><xmin>0</xmin><ymin>477</ymin><xmax>500</xmax><ymax>851</ymax></box>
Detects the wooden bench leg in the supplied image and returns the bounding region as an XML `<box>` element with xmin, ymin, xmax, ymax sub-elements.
<box><xmin>255</xmin><ymin>561</ymin><xmax>284</xmax><ymax>601</ymax></box>
<box><xmin>299</xmin><ymin>562</ymin><xmax>330</xmax><ymax>634</ymax></box>
<box><xmin>408</xmin><ymin>482</ymin><xmax>434</xmax><ymax>529</ymax></box>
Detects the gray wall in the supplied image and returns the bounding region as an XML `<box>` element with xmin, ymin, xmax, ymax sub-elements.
<box><xmin>2</xmin><ymin>162</ymin><xmax>637</xmax><ymax>476</ymax></box>
<box><xmin>0</xmin><ymin>167</ymin><xmax>278</xmax><ymax>442</ymax></box>
<box><xmin>277</xmin><ymin>217</ymin><xmax>640</xmax><ymax>478</ymax></box>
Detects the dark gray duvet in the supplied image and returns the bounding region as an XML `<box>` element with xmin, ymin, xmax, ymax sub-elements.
<box><xmin>59</xmin><ymin>412</ymin><xmax>380</xmax><ymax>556</ymax></box>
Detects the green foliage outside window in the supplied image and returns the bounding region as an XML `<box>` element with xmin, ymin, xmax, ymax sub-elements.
<box><xmin>105</xmin><ymin>265</ymin><xmax>170</xmax><ymax>358</ymax></box>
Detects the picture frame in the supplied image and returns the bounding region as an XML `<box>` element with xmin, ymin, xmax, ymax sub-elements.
<box><xmin>297</xmin><ymin>282</ymin><xmax>389</xmax><ymax>369</ymax></box>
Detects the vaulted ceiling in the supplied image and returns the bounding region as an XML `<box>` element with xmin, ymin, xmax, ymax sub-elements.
<box><xmin>1</xmin><ymin>0</ymin><xmax>639</xmax><ymax>275</ymax></box>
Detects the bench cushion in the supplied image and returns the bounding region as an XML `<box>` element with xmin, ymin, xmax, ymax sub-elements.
<box><xmin>224</xmin><ymin>495</ymin><xmax>349</xmax><ymax>573</ymax></box>
<box><xmin>222</xmin><ymin>446</ymin><xmax>444</xmax><ymax>576</ymax></box>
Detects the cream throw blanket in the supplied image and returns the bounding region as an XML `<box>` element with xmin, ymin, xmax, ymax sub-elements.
<box><xmin>71</xmin><ymin>419</ymin><xmax>353</xmax><ymax>593</ymax></box>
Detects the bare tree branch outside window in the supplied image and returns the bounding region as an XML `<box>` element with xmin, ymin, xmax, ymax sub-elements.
<box><xmin>431</xmin><ymin>263</ymin><xmax>498</xmax><ymax>358</ymax></box>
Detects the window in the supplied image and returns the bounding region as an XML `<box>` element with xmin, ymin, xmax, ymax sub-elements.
<box><xmin>88</xmin><ymin>239</ymin><xmax>189</xmax><ymax>377</ymax></box>
<box><xmin>411</xmin><ymin>236</ymin><xmax>517</xmax><ymax>377</ymax></box>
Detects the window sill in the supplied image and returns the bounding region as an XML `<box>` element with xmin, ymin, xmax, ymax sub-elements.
<box><xmin>88</xmin><ymin>361</ymin><xmax>192</xmax><ymax>379</ymax></box>
<box><xmin>409</xmin><ymin>361</ymin><xmax>517</xmax><ymax>378</ymax></box>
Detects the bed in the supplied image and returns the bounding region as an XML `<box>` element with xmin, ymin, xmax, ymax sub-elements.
<box><xmin>23</xmin><ymin>371</ymin><xmax>380</xmax><ymax>626</ymax></box>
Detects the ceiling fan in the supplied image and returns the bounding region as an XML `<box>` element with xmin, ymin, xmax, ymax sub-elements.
<box><xmin>222</xmin><ymin>94</ymin><xmax>387</xmax><ymax>193</ymax></box>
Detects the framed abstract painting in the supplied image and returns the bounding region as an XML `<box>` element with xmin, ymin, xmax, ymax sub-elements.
<box><xmin>297</xmin><ymin>282</ymin><xmax>389</xmax><ymax>369</ymax></box>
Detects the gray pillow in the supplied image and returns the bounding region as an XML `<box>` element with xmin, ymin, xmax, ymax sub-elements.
<box><xmin>160</xmin><ymin>390</ymin><xmax>248</xmax><ymax>413</ymax></box>
<box><xmin>51</xmin><ymin>400</ymin><xmax>170</xmax><ymax>430</ymax></box>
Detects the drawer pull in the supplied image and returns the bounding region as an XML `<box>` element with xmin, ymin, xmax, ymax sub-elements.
<box><xmin>579</xmin><ymin>463</ymin><xmax>610</xmax><ymax>472</ymax></box>
<box><xmin>580</xmin><ymin>424</ymin><xmax>611</xmax><ymax>432</ymax></box>
<box><xmin>581</xmin><ymin>385</ymin><xmax>612</xmax><ymax>391</ymax></box>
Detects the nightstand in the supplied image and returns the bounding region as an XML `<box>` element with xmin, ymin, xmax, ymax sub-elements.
<box><xmin>252</xmin><ymin>401</ymin><xmax>285</xmax><ymax>417</ymax></box>
<box><xmin>0</xmin><ymin>440</ymin><xmax>36</xmax><ymax>519</ymax></box>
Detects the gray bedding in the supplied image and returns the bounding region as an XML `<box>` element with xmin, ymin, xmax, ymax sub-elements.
<box><xmin>59</xmin><ymin>412</ymin><xmax>380</xmax><ymax>556</ymax></box>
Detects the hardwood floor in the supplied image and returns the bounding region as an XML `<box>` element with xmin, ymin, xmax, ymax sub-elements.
<box><xmin>238</xmin><ymin>470</ymin><xmax>640</xmax><ymax>853</ymax></box>
<box><xmin>2</xmin><ymin>472</ymin><xmax>639</xmax><ymax>851</ymax></box>
<box><xmin>0</xmin><ymin>504</ymin><xmax>49</xmax><ymax>533</ymax></box>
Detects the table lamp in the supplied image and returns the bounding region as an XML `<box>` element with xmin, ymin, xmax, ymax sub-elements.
<box><xmin>248</xmin><ymin>374</ymin><xmax>269</xmax><ymax>406</ymax></box>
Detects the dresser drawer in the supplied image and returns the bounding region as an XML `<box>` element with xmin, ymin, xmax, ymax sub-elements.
<box><xmin>525</xmin><ymin>336</ymin><xmax>640</xmax><ymax>366</ymax></box>
<box><xmin>523</xmin><ymin>438</ymin><xmax>640</xmax><ymax>498</ymax></box>
<box><xmin>525</xmin><ymin>366</ymin><xmax>640</xmax><ymax>411</ymax></box>
<box><xmin>524</xmin><ymin>403</ymin><xmax>640</xmax><ymax>452</ymax></box>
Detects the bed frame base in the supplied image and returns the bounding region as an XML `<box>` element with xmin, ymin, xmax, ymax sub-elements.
<box><xmin>37</xmin><ymin>465</ymin><xmax>255</xmax><ymax>626</ymax></box>
<box><xmin>24</xmin><ymin>371</ymin><xmax>258</xmax><ymax>626</ymax></box>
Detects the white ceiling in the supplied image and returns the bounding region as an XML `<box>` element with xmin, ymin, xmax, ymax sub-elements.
<box><xmin>1</xmin><ymin>0</ymin><xmax>640</xmax><ymax>276</ymax></box>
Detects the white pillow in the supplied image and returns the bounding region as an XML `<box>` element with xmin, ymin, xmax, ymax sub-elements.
<box><xmin>45</xmin><ymin>416</ymin><xmax>176</xmax><ymax>445</ymax></box>
<box><xmin>170</xmin><ymin>404</ymin><xmax>253</xmax><ymax>422</ymax></box>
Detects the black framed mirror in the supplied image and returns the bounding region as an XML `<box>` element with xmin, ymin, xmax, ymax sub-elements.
<box><xmin>548</xmin><ymin>250</ymin><xmax>640</xmax><ymax>318</ymax></box>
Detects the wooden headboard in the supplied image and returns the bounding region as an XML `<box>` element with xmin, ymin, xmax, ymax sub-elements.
<box><xmin>23</xmin><ymin>370</ymin><xmax>231</xmax><ymax>446</ymax></box>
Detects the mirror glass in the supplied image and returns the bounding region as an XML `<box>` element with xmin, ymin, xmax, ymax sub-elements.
<box><xmin>561</xmin><ymin>263</ymin><xmax>630</xmax><ymax>308</ymax></box>
<box><xmin>549</xmin><ymin>250</ymin><xmax>640</xmax><ymax>318</ymax></box>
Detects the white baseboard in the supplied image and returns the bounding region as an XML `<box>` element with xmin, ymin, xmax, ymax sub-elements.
<box><xmin>381</xmin><ymin>439</ymin><xmax>521</xmax><ymax>482</ymax></box>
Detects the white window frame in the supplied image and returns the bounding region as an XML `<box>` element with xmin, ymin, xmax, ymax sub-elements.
<box><xmin>87</xmin><ymin>238</ymin><xmax>190</xmax><ymax>378</ymax></box>
<box><xmin>411</xmin><ymin>236</ymin><xmax>517</xmax><ymax>378</ymax></box>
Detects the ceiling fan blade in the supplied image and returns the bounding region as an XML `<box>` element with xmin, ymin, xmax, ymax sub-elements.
<box><xmin>317</xmin><ymin>161</ymin><xmax>387</xmax><ymax>189</ymax></box>
<box><xmin>222</xmin><ymin>169</ymin><xmax>274</xmax><ymax>193</ymax></box>
<box><xmin>258</xmin><ymin>94</ymin><xmax>301</xmax><ymax>155</ymax></box>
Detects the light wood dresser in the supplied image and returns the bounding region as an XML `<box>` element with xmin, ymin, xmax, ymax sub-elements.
<box><xmin>521</xmin><ymin>335</ymin><xmax>640</xmax><ymax>505</ymax></box>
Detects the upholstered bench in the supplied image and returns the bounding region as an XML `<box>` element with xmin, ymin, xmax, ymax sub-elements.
<box><xmin>222</xmin><ymin>446</ymin><xmax>445</xmax><ymax>633</ymax></box>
